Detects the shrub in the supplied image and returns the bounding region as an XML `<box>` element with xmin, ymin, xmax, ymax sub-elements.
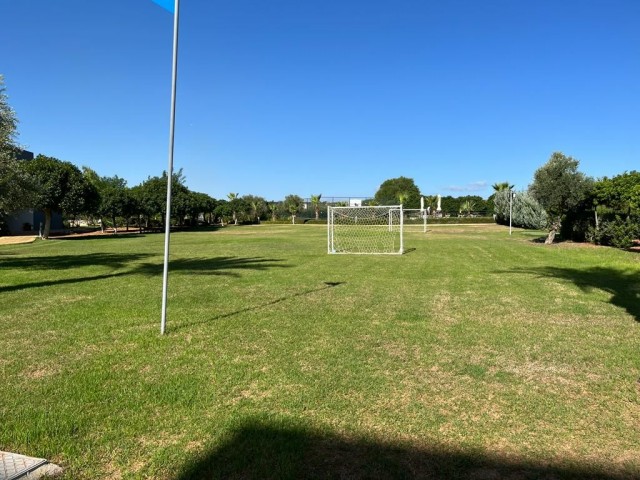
<box><xmin>588</xmin><ymin>216</ymin><xmax>640</xmax><ymax>249</ymax></box>
<box><xmin>494</xmin><ymin>191</ymin><xmax>547</xmax><ymax>229</ymax></box>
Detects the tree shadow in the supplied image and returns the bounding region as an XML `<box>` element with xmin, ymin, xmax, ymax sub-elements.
<box><xmin>0</xmin><ymin>256</ymin><xmax>289</xmax><ymax>293</ymax></box>
<box><xmin>132</xmin><ymin>257</ymin><xmax>288</xmax><ymax>277</ymax></box>
<box><xmin>175</xmin><ymin>282</ymin><xmax>345</xmax><ymax>330</ymax></box>
<box><xmin>51</xmin><ymin>233</ymin><xmax>148</xmax><ymax>241</ymax></box>
<box><xmin>0</xmin><ymin>252</ymin><xmax>153</xmax><ymax>270</ymax></box>
<box><xmin>174</xmin><ymin>420</ymin><xmax>631</xmax><ymax>479</ymax></box>
<box><xmin>503</xmin><ymin>266</ymin><xmax>640</xmax><ymax>322</ymax></box>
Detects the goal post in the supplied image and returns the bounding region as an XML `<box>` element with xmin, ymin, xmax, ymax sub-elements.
<box><xmin>327</xmin><ymin>205</ymin><xmax>404</xmax><ymax>254</ymax></box>
<box><xmin>403</xmin><ymin>208</ymin><xmax>428</xmax><ymax>233</ymax></box>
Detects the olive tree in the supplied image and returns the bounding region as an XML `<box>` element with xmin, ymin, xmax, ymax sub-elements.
<box><xmin>530</xmin><ymin>152</ymin><xmax>593</xmax><ymax>244</ymax></box>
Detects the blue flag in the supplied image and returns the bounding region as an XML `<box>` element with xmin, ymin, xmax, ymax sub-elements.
<box><xmin>151</xmin><ymin>0</ymin><xmax>174</xmax><ymax>13</ymax></box>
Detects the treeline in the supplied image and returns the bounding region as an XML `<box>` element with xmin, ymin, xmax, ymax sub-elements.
<box><xmin>2</xmin><ymin>153</ymin><xmax>316</xmax><ymax>238</ymax></box>
<box><xmin>494</xmin><ymin>152</ymin><xmax>639</xmax><ymax>249</ymax></box>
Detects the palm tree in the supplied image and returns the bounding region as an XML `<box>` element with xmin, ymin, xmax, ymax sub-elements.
<box><xmin>397</xmin><ymin>191</ymin><xmax>409</xmax><ymax>205</ymax></box>
<box><xmin>227</xmin><ymin>192</ymin><xmax>239</xmax><ymax>224</ymax></box>
<box><xmin>459</xmin><ymin>200</ymin><xmax>476</xmax><ymax>217</ymax></box>
<box><xmin>492</xmin><ymin>182</ymin><xmax>514</xmax><ymax>192</ymax></box>
<box><xmin>310</xmin><ymin>194</ymin><xmax>322</xmax><ymax>220</ymax></box>
<box><xmin>250</xmin><ymin>200</ymin><xmax>263</xmax><ymax>223</ymax></box>
<box><xmin>268</xmin><ymin>202</ymin><xmax>279</xmax><ymax>221</ymax></box>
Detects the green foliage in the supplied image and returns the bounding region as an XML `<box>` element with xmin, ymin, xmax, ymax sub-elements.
<box><xmin>494</xmin><ymin>190</ymin><xmax>547</xmax><ymax>230</ymax></box>
<box><xmin>284</xmin><ymin>195</ymin><xmax>303</xmax><ymax>223</ymax></box>
<box><xmin>22</xmin><ymin>155</ymin><xmax>95</xmax><ymax>237</ymax></box>
<box><xmin>492</xmin><ymin>181</ymin><xmax>514</xmax><ymax>192</ymax></box>
<box><xmin>243</xmin><ymin>194</ymin><xmax>267</xmax><ymax>222</ymax></box>
<box><xmin>374</xmin><ymin>176</ymin><xmax>421</xmax><ymax>208</ymax></box>
<box><xmin>0</xmin><ymin>75</ymin><xmax>18</xmax><ymax>153</ymax></box>
<box><xmin>310</xmin><ymin>194</ymin><xmax>322</xmax><ymax>220</ymax></box>
<box><xmin>588</xmin><ymin>215</ymin><xmax>640</xmax><ymax>249</ymax></box>
<box><xmin>593</xmin><ymin>171</ymin><xmax>640</xmax><ymax>215</ymax></box>
<box><xmin>530</xmin><ymin>152</ymin><xmax>593</xmax><ymax>242</ymax></box>
<box><xmin>0</xmin><ymin>76</ymin><xmax>35</xmax><ymax>216</ymax></box>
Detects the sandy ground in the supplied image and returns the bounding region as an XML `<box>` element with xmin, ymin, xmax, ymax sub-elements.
<box><xmin>0</xmin><ymin>235</ymin><xmax>38</xmax><ymax>245</ymax></box>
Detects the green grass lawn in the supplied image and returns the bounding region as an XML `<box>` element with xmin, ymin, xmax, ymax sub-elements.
<box><xmin>1</xmin><ymin>224</ymin><xmax>639</xmax><ymax>479</ymax></box>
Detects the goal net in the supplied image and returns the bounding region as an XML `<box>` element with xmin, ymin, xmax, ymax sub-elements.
<box><xmin>327</xmin><ymin>205</ymin><xmax>404</xmax><ymax>254</ymax></box>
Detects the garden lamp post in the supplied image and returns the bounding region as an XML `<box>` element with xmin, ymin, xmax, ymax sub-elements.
<box><xmin>509</xmin><ymin>189</ymin><xmax>515</xmax><ymax>235</ymax></box>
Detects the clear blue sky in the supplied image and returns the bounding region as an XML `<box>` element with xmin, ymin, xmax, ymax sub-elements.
<box><xmin>3</xmin><ymin>0</ymin><xmax>639</xmax><ymax>200</ymax></box>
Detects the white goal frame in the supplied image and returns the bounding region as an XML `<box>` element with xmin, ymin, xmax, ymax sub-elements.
<box><xmin>327</xmin><ymin>205</ymin><xmax>404</xmax><ymax>255</ymax></box>
<box><xmin>403</xmin><ymin>208</ymin><xmax>428</xmax><ymax>233</ymax></box>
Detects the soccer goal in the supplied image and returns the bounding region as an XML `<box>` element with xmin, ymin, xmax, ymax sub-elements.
<box><xmin>327</xmin><ymin>205</ymin><xmax>403</xmax><ymax>254</ymax></box>
<box><xmin>403</xmin><ymin>209</ymin><xmax>428</xmax><ymax>233</ymax></box>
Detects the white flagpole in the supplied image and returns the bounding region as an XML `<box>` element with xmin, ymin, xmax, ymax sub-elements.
<box><xmin>161</xmin><ymin>0</ymin><xmax>180</xmax><ymax>335</ymax></box>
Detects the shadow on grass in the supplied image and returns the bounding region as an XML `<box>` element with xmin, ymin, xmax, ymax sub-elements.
<box><xmin>175</xmin><ymin>420</ymin><xmax>630</xmax><ymax>480</ymax></box>
<box><xmin>0</xmin><ymin>252</ymin><xmax>153</xmax><ymax>270</ymax></box>
<box><xmin>507</xmin><ymin>266</ymin><xmax>640</xmax><ymax>322</ymax></box>
<box><xmin>176</xmin><ymin>281</ymin><xmax>344</xmax><ymax>330</ymax></box>
<box><xmin>51</xmin><ymin>233</ymin><xmax>148</xmax><ymax>241</ymax></box>
<box><xmin>0</xmin><ymin>256</ymin><xmax>288</xmax><ymax>293</ymax></box>
<box><xmin>134</xmin><ymin>257</ymin><xmax>287</xmax><ymax>277</ymax></box>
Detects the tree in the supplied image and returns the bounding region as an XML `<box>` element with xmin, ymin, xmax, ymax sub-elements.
<box><xmin>310</xmin><ymin>194</ymin><xmax>322</xmax><ymax>220</ymax></box>
<box><xmin>83</xmin><ymin>167</ymin><xmax>131</xmax><ymax>232</ymax></box>
<box><xmin>494</xmin><ymin>190</ymin><xmax>547</xmax><ymax>229</ymax></box>
<box><xmin>0</xmin><ymin>75</ymin><xmax>34</xmax><ymax>217</ymax></box>
<box><xmin>132</xmin><ymin>169</ymin><xmax>189</xmax><ymax>228</ymax></box>
<box><xmin>23</xmin><ymin>155</ymin><xmax>95</xmax><ymax>238</ymax></box>
<box><xmin>267</xmin><ymin>202</ymin><xmax>280</xmax><ymax>221</ymax></box>
<box><xmin>187</xmin><ymin>192</ymin><xmax>217</xmax><ymax>225</ymax></box>
<box><xmin>593</xmin><ymin>171</ymin><xmax>640</xmax><ymax>216</ymax></box>
<box><xmin>492</xmin><ymin>181</ymin><xmax>514</xmax><ymax>192</ymax></box>
<box><xmin>243</xmin><ymin>195</ymin><xmax>267</xmax><ymax>223</ymax></box>
<box><xmin>530</xmin><ymin>152</ymin><xmax>593</xmax><ymax>244</ymax></box>
<box><xmin>459</xmin><ymin>200</ymin><xmax>476</xmax><ymax>216</ymax></box>
<box><xmin>227</xmin><ymin>192</ymin><xmax>239</xmax><ymax>224</ymax></box>
<box><xmin>374</xmin><ymin>177</ymin><xmax>421</xmax><ymax>208</ymax></box>
<box><xmin>284</xmin><ymin>194</ymin><xmax>303</xmax><ymax>224</ymax></box>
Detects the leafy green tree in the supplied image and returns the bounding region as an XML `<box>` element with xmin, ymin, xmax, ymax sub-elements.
<box><xmin>267</xmin><ymin>202</ymin><xmax>280</xmax><ymax>221</ymax></box>
<box><xmin>187</xmin><ymin>192</ymin><xmax>217</xmax><ymax>225</ymax></box>
<box><xmin>242</xmin><ymin>195</ymin><xmax>267</xmax><ymax>223</ymax></box>
<box><xmin>593</xmin><ymin>171</ymin><xmax>640</xmax><ymax>216</ymax></box>
<box><xmin>530</xmin><ymin>152</ymin><xmax>593</xmax><ymax>244</ymax></box>
<box><xmin>23</xmin><ymin>155</ymin><xmax>95</xmax><ymax>238</ymax></box>
<box><xmin>132</xmin><ymin>169</ymin><xmax>192</xmax><ymax>228</ymax></box>
<box><xmin>310</xmin><ymin>194</ymin><xmax>322</xmax><ymax>220</ymax></box>
<box><xmin>214</xmin><ymin>199</ymin><xmax>230</xmax><ymax>225</ymax></box>
<box><xmin>374</xmin><ymin>177</ymin><xmax>421</xmax><ymax>208</ymax></box>
<box><xmin>284</xmin><ymin>194</ymin><xmax>303</xmax><ymax>224</ymax></box>
<box><xmin>83</xmin><ymin>167</ymin><xmax>131</xmax><ymax>232</ymax></box>
<box><xmin>439</xmin><ymin>196</ymin><xmax>459</xmax><ymax>216</ymax></box>
<box><xmin>0</xmin><ymin>76</ymin><xmax>34</xmax><ymax>217</ymax></box>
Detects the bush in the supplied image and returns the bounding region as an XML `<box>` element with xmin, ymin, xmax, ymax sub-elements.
<box><xmin>426</xmin><ymin>216</ymin><xmax>494</xmax><ymax>225</ymax></box>
<box><xmin>588</xmin><ymin>216</ymin><xmax>640</xmax><ymax>249</ymax></box>
<box><xmin>494</xmin><ymin>191</ymin><xmax>547</xmax><ymax>229</ymax></box>
<box><xmin>261</xmin><ymin>220</ymin><xmax>296</xmax><ymax>225</ymax></box>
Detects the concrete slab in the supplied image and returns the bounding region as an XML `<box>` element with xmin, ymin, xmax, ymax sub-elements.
<box><xmin>0</xmin><ymin>451</ymin><xmax>62</xmax><ymax>479</ymax></box>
